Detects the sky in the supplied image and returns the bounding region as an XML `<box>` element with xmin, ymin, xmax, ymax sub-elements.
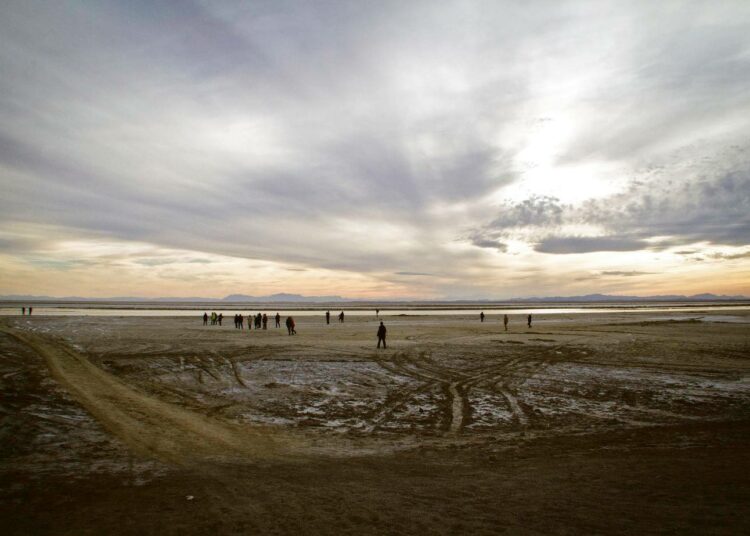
<box><xmin>1</xmin><ymin>0</ymin><xmax>749</xmax><ymax>299</ymax></box>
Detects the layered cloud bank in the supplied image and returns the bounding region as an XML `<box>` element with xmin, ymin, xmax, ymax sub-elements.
<box><xmin>1</xmin><ymin>1</ymin><xmax>749</xmax><ymax>298</ymax></box>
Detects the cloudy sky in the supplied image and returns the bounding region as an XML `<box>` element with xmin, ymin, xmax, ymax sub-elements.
<box><xmin>1</xmin><ymin>0</ymin><xmax>749</xmax><ymax>299</ymax></box>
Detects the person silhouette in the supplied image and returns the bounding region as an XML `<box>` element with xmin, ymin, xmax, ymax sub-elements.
<box><xmin>527</xmin><ymin>314</ymin><xmax>532</xmax><ymax>328</ymax></box>
<box><xmin>275</xmin><ymin>312</ymin><xmax>281</xmax><ymax>328</ymax></box>
<box><xmin>326</xmin><ymin>310</ymin><xmax>330</xmax><ymax>325</ymax></box>
<box><xmin>480</xmin><ymin>312</ymin><xmax>485</xmax><ymax>322</ymax></box>
<box><xmin>377</xmin><ymin>321</ymin><xmax>387</xmax><ymax>348</ymax></box>
<box><xmin>203</xmin><ymin>312</ymin><xmax>208</xmax><ymax>326</ymax></box>
<box><xmin>285</xmin><ymin>316</ymin><xmax>296</xmax><ymax>335</ymax></box>
<box><xmin>503</xmin><ymin>314</ymin><xmax>509</xmax><ymax>331</ymax></box>
<box><xmin>339</xmin><ymin>311</ymin><xmax>345</xmax><ymax>323</ymax></box>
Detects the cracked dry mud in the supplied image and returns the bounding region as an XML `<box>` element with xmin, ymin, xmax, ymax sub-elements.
<box><xmin>1</xmin><ymin>312</ymin><xmax>749</xmax><ymax>535</ymax></box>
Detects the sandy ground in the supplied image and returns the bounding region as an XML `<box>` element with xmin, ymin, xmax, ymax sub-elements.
<box><xmin>1</xmin><ymin>311</ymin><xmax>749</xmax><ymax>534</ymax></box>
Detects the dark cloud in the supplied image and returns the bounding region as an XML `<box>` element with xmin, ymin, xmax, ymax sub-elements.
<box><xmin>471</xmin><ymin>163</ymin><xmax>750</xmax><ymax>254</ymax></box>
<box><xmin>468</xmin><ymin>237</ymin><xmax>508</xmax><ymax>252</ymax></box>
<box><xmin>577</xmin><ymin>167</ymin><xmax>750</xmax><ymax>247</ymax></box>
<box><xmin>487</xmin><ymin>196</ymin><xmax>565</xmax><ymax>228</ymax></box>
<box><xmin>535</xmin><ymin>236</ymin><xmax>648</xmax><ymax>254</ymax></box>
<box><xmin>708</xmin><ymin>250</ymin><xmax>750</xmax><ymax>260</ymax></box>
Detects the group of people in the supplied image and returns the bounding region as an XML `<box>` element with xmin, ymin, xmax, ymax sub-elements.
<box><xmin>20</xmin><ymin>307</ymin><xmax>33</xmax><ymax>315</ymax></box>
<box><xmin>481</xmin><ymin>312</ymin><xmax>532</xmax><ymax>329</ymax></box>
<box><xmin>324</xmin><ymin>310</ymin><xmax>346</xmax><ymax>324</ymax></box>
<box><xmin>231</xmin><ymin>312</ymin><xmax>271</xmax><ymax>330</ymax></box>
<box><xmin>203</xmin><ymin>312</ymin><xmax>225</xmax><ymax>325</ymax></box>
<box><xmin>201</xmin><ymin>309</ymin><xmax>533</xmax><ymax>348</ymax></box>
<box><xmin>203</xmin><ymin>311</ymin><xmax>297</xmax><ymax>335</ymax></box>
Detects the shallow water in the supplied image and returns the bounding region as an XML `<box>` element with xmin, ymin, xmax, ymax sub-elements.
<box><xmin>2</xmin><ymin>304</ymin><xmax>749</xmax><ymax>317</ymax></box>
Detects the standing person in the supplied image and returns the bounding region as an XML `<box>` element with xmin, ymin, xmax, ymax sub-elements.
<box><xmin>290</xmin><ymin>317</ymin><xmax>296</xmax><ymax>335</ymax></box>
<box><xmin>503</xmin><ymin>314</ymin><xmax>509</xmax><ymax>331</ymax></box>
<box><xmin>339</xmin><ymin>311</ymin><xmax>345</xmax><ymax>323</ymax></box>
<box><xmin>285</xmin><ymin>316</ymin><xmax>296</xmax><ymax>335</ymax></box>
<box><xmin>326</xmin><ymin>311</ymin><xmax>330</xmax><ymax>324</ymax></box>
<box><xmin>29</xmin><ymin>306</ymin><xmax>32</xmax><ymax>315</ymax></box>
<box><xmin>262</xmin><ymin>313</ymin><xmax>268</xmax><ymax>330</ymax></box>
<box><xmin>527</xmin><ymin>314</ymin><xmax>532</xmax><ymax>328</ymax></box>
<box><xmin>239</xmin><ymin>313</ymin><xmax>244</xmax><ymax>329</ymax></box>
<box><xmin>211</xmin><ymin>312</ymin><xmax>217</xmax><ymax>325</ymax></box>
<box><xmin>22</xmin><ymin>307</ymin><xmax>25</xmax><ymax>316</ymax></box>
<box><xmin>377</xmin><ymin>321</ymin><xmax>387</xmax><ymax>349</ymax></box>
<box><xmin>376</xmin><ymin>308</ymin><xmax>380</xmax><ymax>318</ymax></box>
<box><xmin>480</xmin><ymin>312</ymin><xmax>485</xmax><ymax>322</ymax></box>
<box><xmin>233</xmin><ymin>314</ymin><xmax>238</xmax><ymax>329</ymax></box>
<box><xmin>218</xmin><ymin>313</ymin><xmax>223</xmax><ymax>326</ymax></box>
<box><xmin>203</xmin><ymin>312</ymin><xmax>208</xmax><ymax>326</ymax></box>
<box><xmin>256</xmin><ymin>313</ymin><xmax>262</xmax><ymax>329</ymax></box>
<box><xmin>275</xmin><ymin>312</ymin><xmax>281</xmax><ymax>328</ymax></box>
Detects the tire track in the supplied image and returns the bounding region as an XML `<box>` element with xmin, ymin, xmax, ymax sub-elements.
<box><xmin>369</xmin><ymin>335</ymin><xmax>594</xmax><ymax>434</ymax></box>
<box><xmin>1</xmin><ymin>328</ymin><xmax>295</xmax><ymax>465</ymax></box>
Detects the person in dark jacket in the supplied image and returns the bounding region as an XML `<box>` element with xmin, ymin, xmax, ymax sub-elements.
<box><xmin>286</xmin><ymin>316</ymin><xmax>296</xmax><ymax>335</ymax></box>
<box><xmin>326</xmin><ymin>310</ymin><xmax>330</xmax><ymax>324</ymax></box>
<box><xmin>503</xmin><ymin>314</ymin><xmax>509</xmax><ymax>331</ymax></box>
<box><xmin>480</xmin><ymin>312</ymin><xmax>485</xmax><ymax>322</ymax></box>
<box><xmin>262</xmin><ymin>313</ymin><xmax>268</xmax><ymax>330</ymax></box>
<box><xmin>203</xmin><ymin>312</ymin><xmax>208</xmax><ymax>326</ymax></box>
<box><xmin>218</xmin><ymin>313</ymin><xmax>223</xmax><ymax>326</ymax></box>
<box><xmin>275</xmin><ymin>313</ymin><xmax>281</xmax><ymax>328</ymax></box>
<box><xmin>339</xmin><ymin>311</ymin><xmax>345</xmax><ymax>323</ymax></box>
<box><xmin>527</xmin><ymin>314</ymin><xmax>532</xmax><ymax>328</ymax></box>
<box><xmin>377</xmin><ymin>322</ymin><xmax>387</xmax><ymax>349</ymax></box>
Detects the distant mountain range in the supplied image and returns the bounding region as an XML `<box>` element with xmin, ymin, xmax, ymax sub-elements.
<box><xmin>222</xmin><ymin>293</ymin><xmax>345</xmax><ymax>302</ymax></box>
<box><xmin>0</xmin><ymin>292</ymin><xmax>747</xmax><ymax>303</ymax></box>
<box><xmin>505</xmin><ymin>293</ymin><xmax>749</xmax><ymax>303</ymax></box>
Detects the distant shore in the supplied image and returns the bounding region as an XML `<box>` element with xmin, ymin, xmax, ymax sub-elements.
<box><xmin>2</xmin><ymin>300</ymin><xmax>750</xmax><ymax>317</ymax></box>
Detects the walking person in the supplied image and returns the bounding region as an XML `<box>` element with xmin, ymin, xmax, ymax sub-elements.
<box><xmin>285</xmin><ymin>316</ymin><xmax>296</xmax><ymax>335</ymax></box>
<box><xmin>339</xmin><ymin>311</ymin><xmax>345</xmax><ymax>323</ymax></box>
<box><xmin>218</xmin><ymin>313</ymin><xmax>223</xmax><ymax>326</ymax></box>
<box><xmin>480</xmin><ymin>311</ymin><xmax>485</xmax><ymax>322</ymax></box>
<box><xmin>203</xmin><ymin>312</ymin><xmax>208</xmax><ymax>326</ymax></box>
<box><xmin>527</xmin><ymin>314</ymin><xmax>532</xmax><ymax>329</ymax></box>
<box><xmin>503</xmin><ymin>314</ymin><xmax>509</xmax><ymax>331</ymax></box>
<box><xmin>239</xmin><ymin>313</ymin><xmax>244</xmax><ymax>329</ymax></box>
<box><xmin>325</xmin><ymin>310</ymin><xmax>330</xmax><ymax>325</ymax></box>
<box><xmin>376</xmin><ymin>321</ymin><xmax>387</xmax><ymax>349</ymax></box>
<box><xmin>275</xmin><ymin>312</ymin><xmax>281</xmax><ymax>328</ymax></box>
